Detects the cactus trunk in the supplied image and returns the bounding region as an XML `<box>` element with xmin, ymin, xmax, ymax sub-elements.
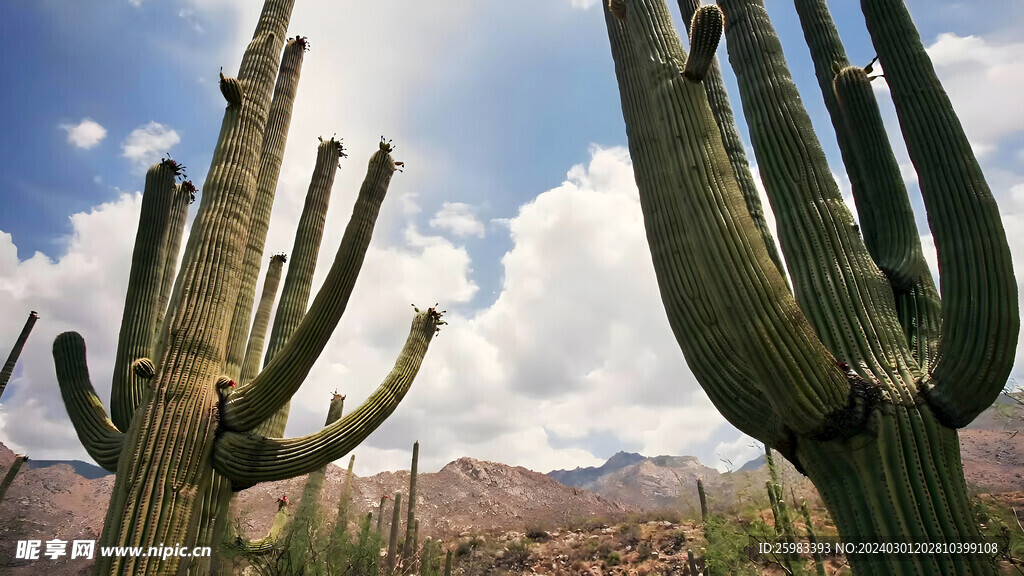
<box><xmin>386</xmin><ymin>492</ymin><xmax>403</xmax><ymax>575</ymax></box>
<box><xmin>0</xmin><ymin>311</ymin><xmax>38</xmax><ymax>400</ymax></box>
<box><xmin>402</xmin><ymin>440</ymin><xmax>419</xmax><ymax>563</ymax></box>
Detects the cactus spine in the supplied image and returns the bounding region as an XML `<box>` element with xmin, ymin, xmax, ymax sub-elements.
<box><xmin>0</xmin><ymin>311</ymin><xmax>39</xmax><ymax>400</ymax></box>
<box><xmin>0</xmin><ymin>454</ymin><xmax>27</xmax><ymax>505</ymax></box>
<box><xmin>52</xmin><ymin>3</ymin><xmax>442</xmax><ymax>573</ymax></box>
<box><xmin>602</xmin><ymin>0</ymin><xmax>1017</xmax><ymax>574</ymax></box>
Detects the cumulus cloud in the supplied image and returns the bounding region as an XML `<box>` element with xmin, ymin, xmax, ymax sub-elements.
<box><xmin>60</xmin><ymin>118</ymin><xmax>107</xmax><ymax>149</ymax></box>
<box><xmin>429</xmin><ymin>202</ymin><xmax>485</xmax><ymax>238</ymax></box>
<box><xmin>570</xmin><ymin>0</ymin><xmax>600</xmax><ymax>8</ymax></box>
<box><xmin>121</xmin><ymin>122</ymin><xmax>180</xmax><ymax>170</ymax></box>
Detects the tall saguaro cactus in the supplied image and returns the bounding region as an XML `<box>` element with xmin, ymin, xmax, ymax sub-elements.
<box><xmin>0</xmin><ymin>311</ymin><xmax>39</xmax><ymax>400</ymax></box>
<box><xmin>602</xmin><ymin>0</ymin><xmax>1017</xmax><ymax>574</ymax></box>
<box><xmin>52</xmin><ymin>3</ymin><xmax>443</xmax><ymax>574</ymax></box>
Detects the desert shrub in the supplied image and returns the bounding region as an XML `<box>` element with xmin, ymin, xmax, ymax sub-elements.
<box><xmin>703</xmin><ymin>515</ymin><xmax>757</xmax><ymax>576</ymax></box>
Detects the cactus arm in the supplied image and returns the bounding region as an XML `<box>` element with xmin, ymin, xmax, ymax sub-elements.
<box><xmin>718</xmin><ymin>0</ymin><xmax>921</xmax><ymax>398</ymax></box>
<box><xmin>832</xmin><ymin>66</ymin><xmax>941</xmax><ymax>368</ymax></box>
<box><xmin>860</xmin><ymin>0</ymin><xmax>1019</xmax><ymax>427</ymax></box>
<box><xmin>793</xmin><ymin>0</ymin><xmax>940</xmax><ymax>369</ymax></box>
<box><xmin>152</xmin><ymin>182</ymin><xmax>192</xmax><ymax>346</ymax></box>
<box><xmin>221</xmin><ymin>147</ymin><xmax>397</xmax><ymax>432</ymax></box>
<box><xmin>0</xmin><ymin>311</ymin><xmax>39</xmax><ymax>400</ymax></box>
<box><xmin>611</xmin><ymin>0</ymin><xmax>850</xmax><ymax>436</ymax></box>
<box><xmin>110</xmin><ymin>160</ymin><xmax>179</xmax><ymax>430</ymax></box>
<box><xmin>402</xmin><ymin>440</ymin><xmax>419</xmax><ymax>562</ymax></box>
<box><xmin>286</xmin><ymin>392</ymin><xmax>346</xmax><ymax>528</ymax></box>
<box><xmin>386</xmin><ymin>492</ymin><xmax>402</xmax><ymax>574</ymax></box>
<box><xmin>224</xmin><ymin>37</ymin><xmax>307</xmax><ymax>380</ymax></box>
<box><xmin>239</xmin><ymin>254</ymin><xmax>287</xmax><ymax>384</ymax></box>
<box><xmin>52</xmin><ymin>332</ymin><xmax>124</xmax><ymax>471</ymax></box>
<box><xmin>677</xmin><ymin>0</ymin><xmax>786</xmax><ymax>278</ymax></box>
<box><xmin>604</xmin><ymin>0</ymin><xmax>795</xmax><ymax>451</ymax></box>
<box><xmin>214</xmin><ymin>309</ymin><xmax>439</xmax><ymax>483</ymax></box>
<box><xmin>254</xmin><ymin>137</ymin><xmax>345</xmax><ymax>437</ymax></box>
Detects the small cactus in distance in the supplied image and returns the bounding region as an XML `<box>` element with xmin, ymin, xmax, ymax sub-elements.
<box><xmin>0</xmin><ymin>311</ymin><xmax>39</xmax><ymax>401</ymax></box>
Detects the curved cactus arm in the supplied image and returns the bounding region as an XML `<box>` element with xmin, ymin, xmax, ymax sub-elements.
<box><xmin>677</xmin><ymin>0</ymin><xmax>786</xmax><ymax>279</ymax></box>
<box><xmin>255</xmin><ymin>137</ymin><xmax>346</xmax><ymax>437</ymax></box>
<box><xmin>605</xmin><ymin>0</ymin><xmax>794</xmax><ymax>452</ymax></box>
<box><xmin>0</xmin><ymin>310</ymin><xmax>39</xmax><ymax>400</ymax></box>
<box><xmin>239</xmin><ymin>253</ymin><xmax>287</xmax><ymax>384</ymax></box>
<box><xmin>0</xmin><ymin>454</ymin><xmax>27</xmax><ymax>504</ymax></box>
<box><xmin>861</xmin><ymin>0</ymin><xmax>1018</xmax><ymax>427</ymax></box>
<box><xmin>833</xmin><ymin>66</ymin><xmax>941</xmax><ymax>368</ymax></box>
<box><xmin>225</xmin><ymin>36</ymin><xmax>308</xmax><ymax>380</ymax></box>
<box><xmin>53</xmin><ymin>332</ymin><xmax>124</xmax><ymax>471</ymax></box>
<box><xmin>221</xmin><ymin>146</ymin><xmax>398</xmax><ymax>432</ymax></box>
<box><xmin>110</xmin><ymin>160</ymin><xmax>180</xmax><ymax>430</ymax></box>
<box><xmin>718</xmin><ymin>0</ymin><xmax>920</xmax><ymax>397</ymax></box>
<box><xmin>611</xmin><ymin>0</ymin><xmax>850</xmax><ymax>437</ymax></box>
<box><xmin>213</xmin><ymin>309</ymin><xmax>439</xmax><ymax>483</ymax></box>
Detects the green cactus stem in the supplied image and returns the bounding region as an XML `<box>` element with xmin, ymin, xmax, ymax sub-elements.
<box><xmin>861</xmin><ymin>0</ymin><xmax>1017</xmax><ymax>428</ymax></box>
<box><xmin>244</xmin><ymin>496</ymin><xmax>291</xmax><ymax>554</ymax></box>
<box><xmin>221</xmin><ymin>144</ymin><xmax>401</xmax><ymax>432</ymax></box>
<box><xmin>602</xmin><ymin>0</ymin><xmax>806</xmax><ymax>464</ymax></box>
<box><xmin>331</xmin><ymin>453</ymin><xmax>356</xmax><ymax>543</ymax></box>
<box><xmin>687</xmin><ymin>548</ymin><xmax>698</xmax><ymax>575</ymax></box>
<box><xmin>225</xmin><ymin>36</ymin><xmax>308</xmax><ymax>380</ymax></box>
<box><xmin>377</xmin><ymin>495</ymin><xmax>387</xmax><ymax>534</ymax></box>
<box><xmin>289</xmin><ymin>393</ymin><xmax>346</xmax><ymax>531</ymax></box>
<box><xmin>213</xmin><ymin>309</ymin><xmax>443</xmax><ymax>482</ymax></box>
<box><xmin>794</xmin><ymin>0</ymin><xmax>940</xmax><ymax>369</ymax></box>
<box><xmin>602</xmin><ymin>0</ymin><xmax>1016</xmax><ymax>574</ymax></box>
<box><xmin>53</xmin><ymin>333</ymin><xmax>123</xmax><ymax>471</ymax></box>
<box><xmin>800</xmin><ymin>500</ymin><xmax>827</xmax><ymax>576</ymax></box>
<box><xmin>0</xmin><ymin>454</ymin><xmax>27</xmax><ymax>505</ymax></box>
<box><xmin>152</xmin><ymin>180</ymin><xmax>192</xmax><ymax>344</ymax></box>
<box><xmin>832</xmin><ymin>64</ymin><xmax>941</xmax><ymax>368</ymax></box>
<box><xmin>697</xmin><ymin>477</ymin><xmax>707</xmax><ymax>522</ymax></box>
<box><xmin>677</xmin><ymin>0</ymin><xmax>785</xmax><ymax>278</ymax></box>
<box><xmin>443</xmin><ymin>549</ymin><xmax>452</xmax><ymax>576</ymax></box>
<box><xmin>386</xmin><ymin>492</ymin><xmax>403</xmax><ymax>575</ymax></box>
<box><xmin>402</xmin><ymin>440</ymin><xmax>420</xmax><ymax>563</ymax></box>
<box><xmin>110</xmin><ymin>159</ymin><xmax>180</xmax><ymax>429</ymax></box>
<box><xmin>254</xmin><ymin>136</ymin><xmax>346</xmax><ymax>437</ymax></box>
<box><xmin>420</xmin><ymin>537</ymin><xmax>436</xmax><ymax>576</ymax></box>
<box><xmin>0</xmin><ymin>311</ymin><xmax>39</xmax><ymax>401</ymax></box>
<box><xmin>239</xmin><ymin>253</ymin><xmax>287</xmax><ymax>384</ymax></box>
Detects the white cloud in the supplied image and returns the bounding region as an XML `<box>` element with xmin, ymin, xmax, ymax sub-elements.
<box><xmin>429</xmin><ymin>202</ymin><xmax>485</xmax><ymax>238</ymax></box>
<box><xmin>60</xmin><ymin>118</ymin><xmax>107</xmax><ymax>149</ymax></box>
<box><xmin>926</xmin><ymin>33</ymin><xmax>1024</xmax><ymax>154</ymax></box>
<box><xmin>121</xmin><ymin>122</ymin><xmax>180</xmax><ymax>170</ymax></box>
<box><xmin>570</xmin><ymin>0</ymin><xmax>600</xmax><ymax>8</ymax></box>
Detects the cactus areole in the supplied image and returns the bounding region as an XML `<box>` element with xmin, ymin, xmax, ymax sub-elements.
<box><xmin>603</xmin><ymin>0</ymin><xmax>1017</xmax><ymax>574</ymax></box>
<box><xmin>52</xmin><ymin>2</ymin><xmax>443</xmax><ymax>574</ymax></box>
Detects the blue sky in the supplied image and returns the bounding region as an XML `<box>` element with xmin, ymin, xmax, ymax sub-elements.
<box><xmin>1</xmin><ymin>0</ymin><xmax>1022</xmax><ymax>477</ymax></box>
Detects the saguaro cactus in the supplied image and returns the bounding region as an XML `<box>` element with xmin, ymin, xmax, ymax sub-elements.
<box><xmin>602</xmin><ymin>0</ymin><xmax>1017</xmax><ymax>574</ymax></box>
<box><xmin>52</xmin><ymin>2</ymin><xmax>443</xmax><ymax>574</ymax></box>
<box><xmin>0</xmin><ymin>311</ymin><xmax>39</xmax><ymax>400</ymax></box>
<box><xmin>0</xmin><ymin>454</ymin><xmax>27</xmax><ymax>505</ymax></box>
<box><xmin>402</xmin><ymin>440</ymin><xmax>420</xmax><ymax>564</ymax></box>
